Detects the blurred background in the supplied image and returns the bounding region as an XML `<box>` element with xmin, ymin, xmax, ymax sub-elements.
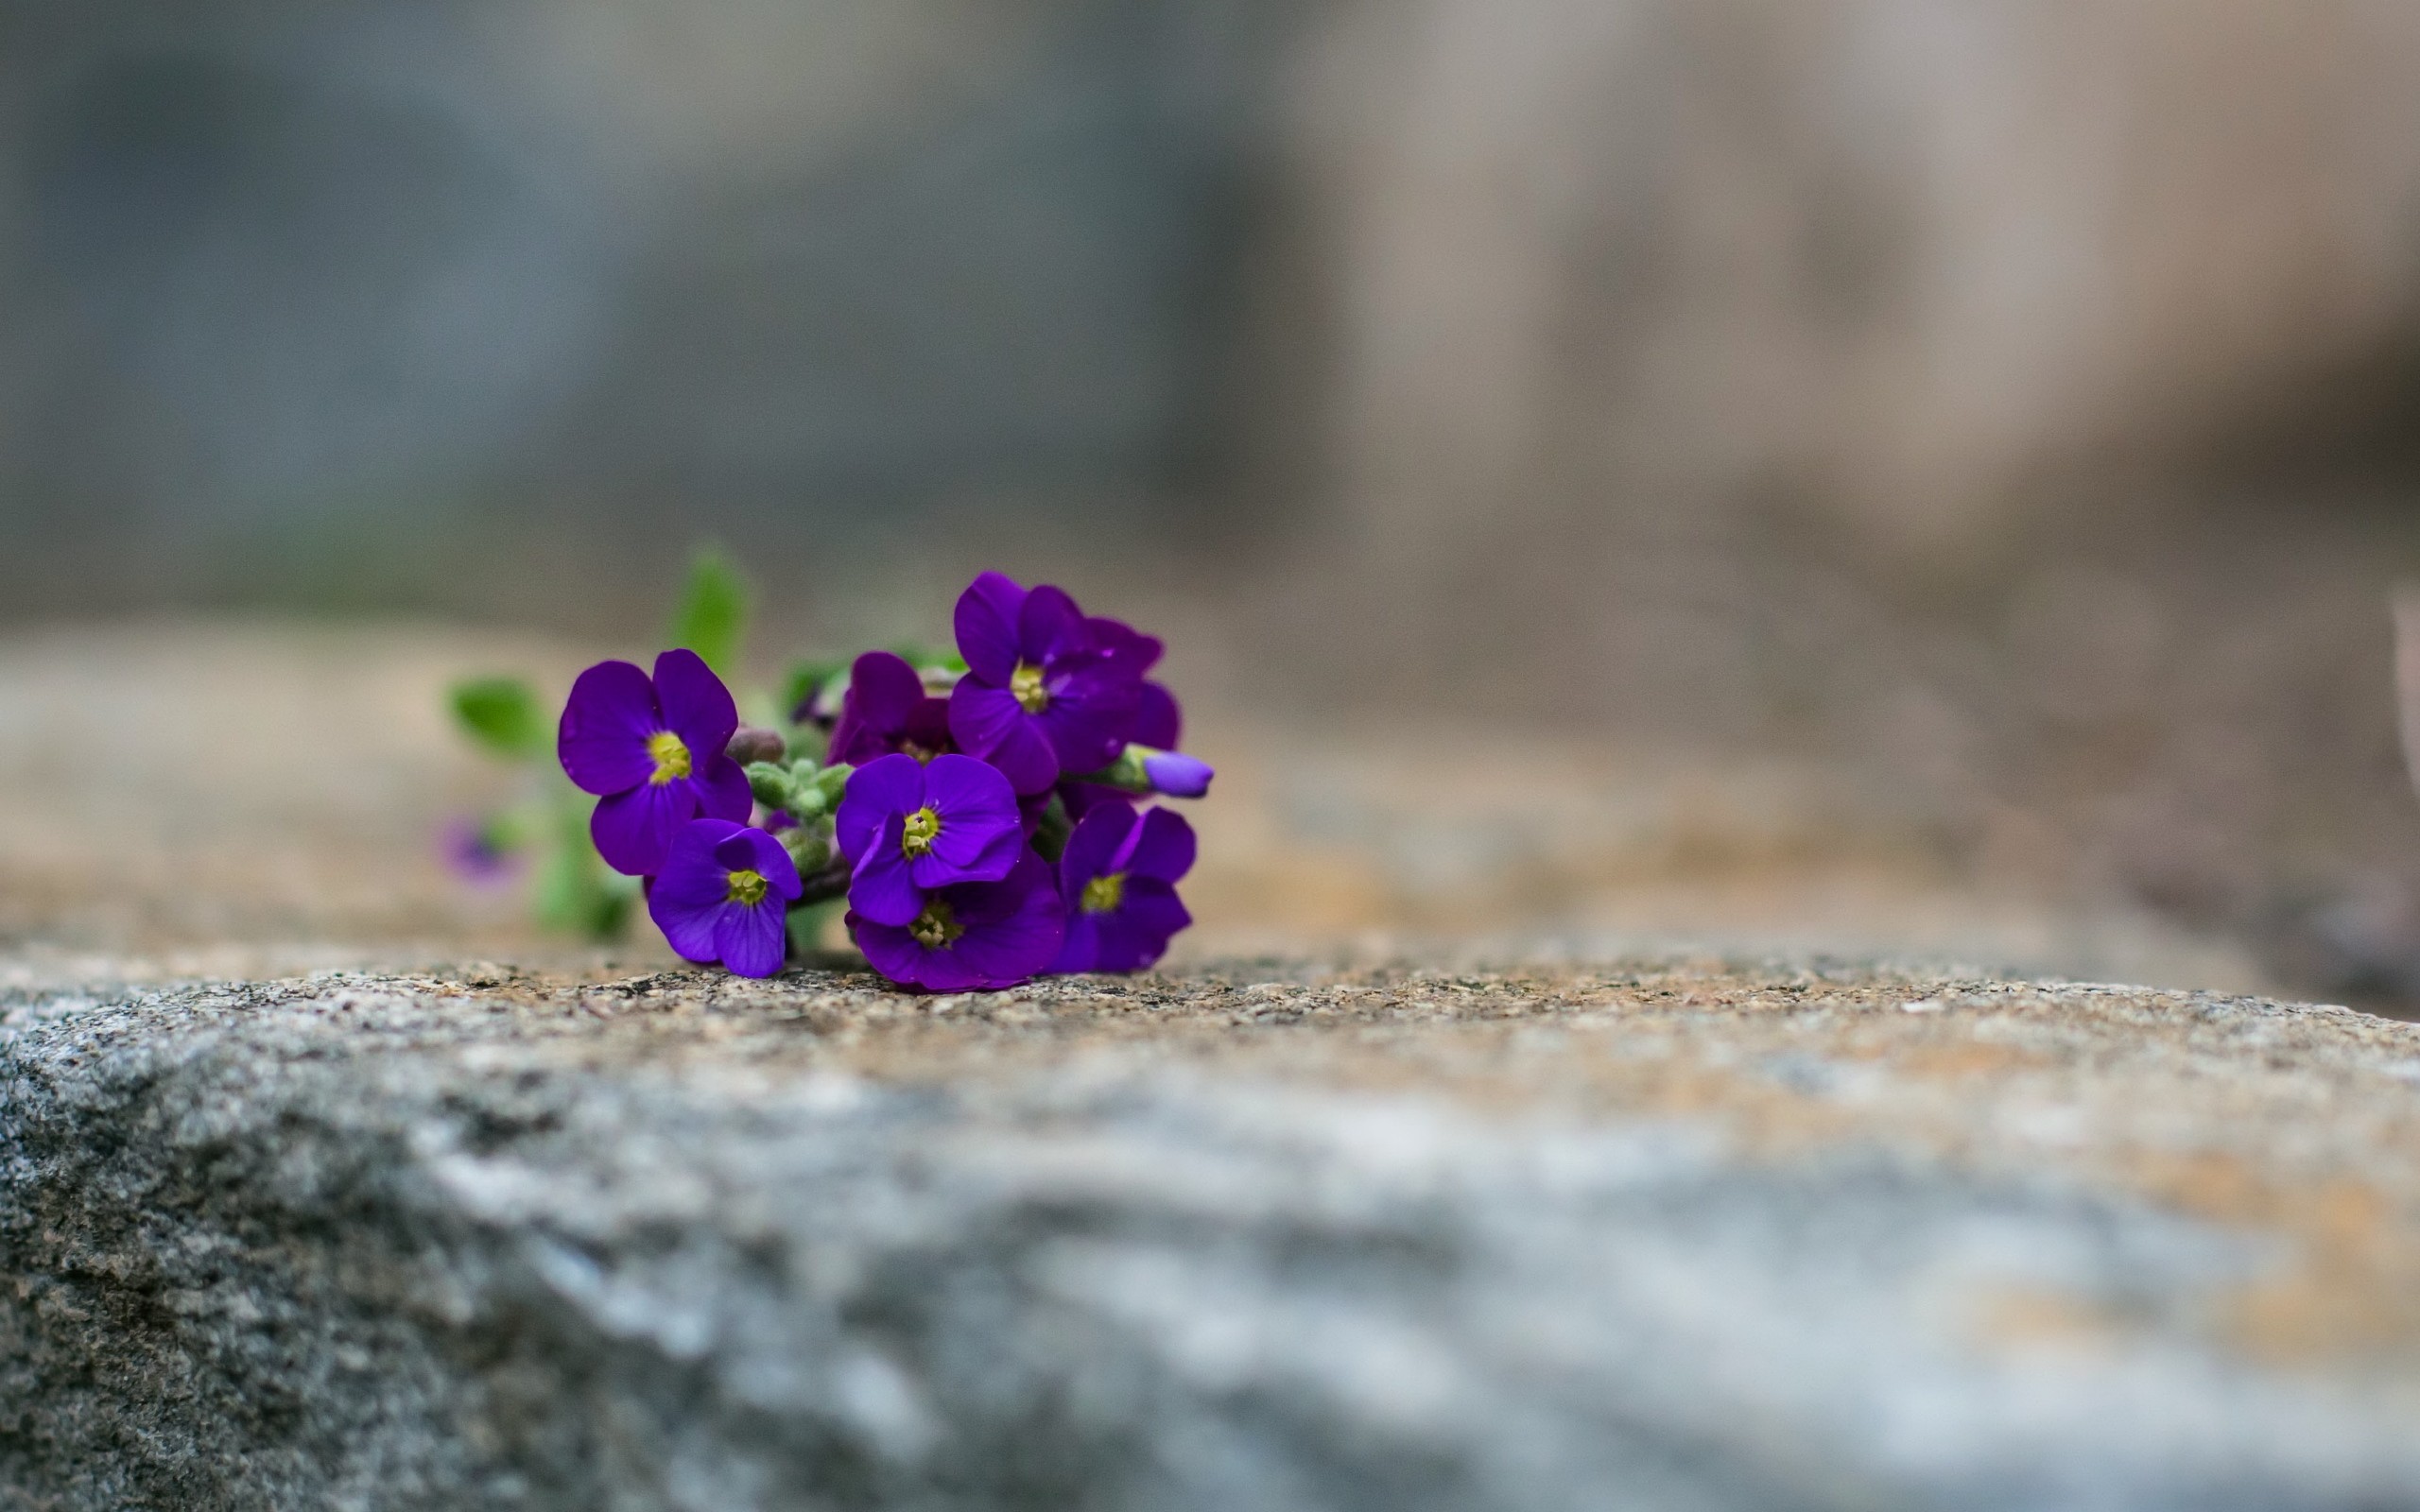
<box><xmin>10</xmin><ymin>0</ymin><xmax>2420</xmax><ymax>1006</ymax></box>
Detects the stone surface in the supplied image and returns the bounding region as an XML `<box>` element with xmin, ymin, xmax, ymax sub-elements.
<box><xmin>6</xmin><ymin>954</ymin><xmax>2420</xmax><ymax>1509</ymax></box>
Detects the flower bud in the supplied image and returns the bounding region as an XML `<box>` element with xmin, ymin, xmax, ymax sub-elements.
<box><xmin>745</xmin><ymin>762</ymin><xmax>797</xmax><ymax>811</ymax></box>
<box><xmin>1139</xmin><ymin>747</ymin><xmax>1213</xmax><ymax>798</ymax></box>
<box><xmin>785</xmin><ymin>828</ymin><xmax>831</xmax><ymax>875</ymax></box>
<box><xmin>727</xmin><ymin>726</ymin><xmax>786</xmax><ymax>765</ymax></box>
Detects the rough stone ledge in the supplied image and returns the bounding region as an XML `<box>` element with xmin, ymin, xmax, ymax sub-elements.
<box><xmin>5</xmin><ymin>955</ymin><xmax>2420</xmax><ymax>1510</ymax></box>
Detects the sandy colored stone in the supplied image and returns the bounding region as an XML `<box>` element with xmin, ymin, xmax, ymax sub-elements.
<box><xmin>5</xmin><ymin>953</ymin><xmax>2420</xmax><ymax>1508</ymax></box>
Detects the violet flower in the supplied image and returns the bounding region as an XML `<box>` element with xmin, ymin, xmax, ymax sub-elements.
<box><xmin>947</xmin><ymin>572</ymin><xmax>1141</xmax><ymax>795</ymax></box>
<box><xmin>441</xmin><ymin>816</ymin><xmax>519</xmax><ymax>885</ymax></box>
<box><xmin>1071</xmin><ymin>616</ymin><xmax>1210</xmax><ymax>798</ymax></box>
<box><xmin>852</xmin><ymin>850</ymin><xmax>1065</xmax><ymax>991</ymax></box>
<box><xmin>558</xmin><ymin>650</ymin><xmax>752</xmax><ymax>875</ymax></box>
<box><xmin>834</xmin><ymin>752</ymin><xmax>1024</xmax><ymax>925</ymax></box>
<box><xmin>1052</xmin><ymin>805</ymin><xmax>1195</xmax><ymax>973</ymax></box>
<box><xmin>648</xmin><ymin>818</ymin><xmax>804</xmax><ymax>978</ymax></box>
<box><xmin>828</xmin><ymin>650</ymin><xmax>956</xmax><ymax>766</ymax></box>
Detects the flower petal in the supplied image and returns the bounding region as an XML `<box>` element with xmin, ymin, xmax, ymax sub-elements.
<box><xmin>948</xmin><ymin>684</ymin><xmax>1059</xmax><ymax>794</ymax></box>
<box><xmin>852</xmin><ymin>918</ymin><xmax>983</xmax><ymax>992</ymax></box>
<box><xmin>947</xmin><ymin>855</ymin><xmax>1065</xmax><ymax>986</ymax></box>
<box><xmin>1090</xmin><ymin>616</ymin><xmax>1165</xmax><ymax>678</ymax></box>
<box><xmin>1125</xmin><ymin>807</ymin><xmax>1197</xmax><ymax>882</ymax></box>
<box><xmin>834</xmin><ymin>753</ymin><xmax>928</xmax><ymax>864</ymax></box>
<box><xmin>734</xmin><ymin>825</ymin><xmax>804</xmax><ymax>900</ymax></box>
<box><xmin>920</xmin><ymin>754</ymin><xmax>1020</xmax><ymax>875</ymax></box>
<box><xmin>690</xmin><ymin>753</ymin><xmax>754</xmax><ymax>823</ymax></box>
<box><xmin>648</xmin><ymin>819</ymin><xmax>744</xmax><ymax>961</ymax></box>
<box><xmin>653</xmin><ymin>648</ymin><xmax>739</xmax><ymax>758</ymax></box>
<box><xmin>953</xmin><ymin>572</ymin><xmax>1028</xmax><ymax>683</ymax></box>
<box><xmin>590</xmin><ymin>782</ymin><xmax>695</xmax><ymax>876</ymax></box>
<box><xmin>1036</xmin><ymin>670</ymin><xmax>1141</xmax><ymax>773</ymax></box>
<box><xmin>558</xmin><ymin>661</ymin><xmax>660</xmax><ymax>795</ymax></box>
<box><xmin>1117</xmin><ymin>876</ymin><xmax>1191</xmax><ymax>954</ymax></box>
<box><xmin>1051</xmin><ymin>911</ymin><xmax>1108</xmax><ymax>974</ymax></box>
<box><xmin>838</xmin><ymin>651</ymin><xmax>926</xmax><ymax>742</ymax></box>
<box><xmin>1020</xmin><ymin>584</ymin><xmax>1087</xmax><ymax>662</ymax></box>
<box><xmin>1059</xmin><ymin>804</ymin><xmax>1138</xmax><ymax>896</ymax></box>
<box><xmin>1134</xmin><ymin>681</ymin><xmax>1182</xmax><ymax>749</ymax></box>
<box><xmin>715</xmin><ymin>902</ymin><xmax>789</xmax><ymax>977</ymax></box>
<box><xmin>848</xmin><ymin>815</ymin><xmax>926</xmax><ymax>926</ymax></box>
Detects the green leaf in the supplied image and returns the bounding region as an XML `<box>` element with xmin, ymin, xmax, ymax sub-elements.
<box><xmin>449</xmin><ymin>677</ymin><xmax>546</xmax><ymax>761</ymax></box>
<box><xmin>528</xmin><ymin>780</ymin><xmax>634</xmax><ymax>939</ymax></box>
<box><xmin>667</xmin><ymin>547</ymin><xmax>751</xmax><ymax>677</ymax></box>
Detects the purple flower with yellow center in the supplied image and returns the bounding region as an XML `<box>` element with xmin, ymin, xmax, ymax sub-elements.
<box><xmin>851</xmin><ymin>850</ymin><xmax>1064</xmax><ymax>991</ymax></box>
<box><xmin>1052</xmin><ymin>804</ymin><xmax>1194</xmax><ymax>973</ymax></box>
<box><xmin>647</xmin><ymin>818</ymin><xmax>804</xmax><ymax>978</ymax></box>
<box><xmin>947</xmin><ymin>572</ymin><xmax>1141</xmax><ymax>795</ymax></box>
<box><xmin>558</xmin><ymin>649</ymin><xmax>752</xmax><ymax>876</ymax></box>
<box><xmin>834</xmin><ymin>752</ymin><xmax>1024</xmax><ymax>926</ymax></box>
<box><xmin>828</xmin><ymin>651</ymin><xmax>956</xmax><ymax>766</ymax></box>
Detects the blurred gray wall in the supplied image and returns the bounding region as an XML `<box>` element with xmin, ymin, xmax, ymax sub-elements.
<box><xmin>0</xmin><ymin>0</ymin><xmax>1284</xmax><ymax>613</ymax></box>
<box><xmin>8</xmin><ymin>0</ymin><xmax>2420</xmax><ymax>628</ymax></box>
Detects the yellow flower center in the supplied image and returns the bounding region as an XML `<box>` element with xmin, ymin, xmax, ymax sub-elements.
<box><xmin>1080</xmin><ymin>871</ymin><xmax>1128</xmax><ymax>914</ymax></box>
<box><xmin>646</xmin><ymin>730</ymin><xmax>692</xmax><ymax>785</ymax></box>
<box><xmin>1010</xmin><ymin>660</ymin><xmax>1049</xmax><ymax>713</ymax></box>
<box><xmin>908</xmin><ymin>897</ymin><xmax>965</xmax><ymax>949</ymax></box>
<box><xmin>901</xmin><ymin>805</ymin><xmax>942</xmax><ymax>858</ymax></box>
<box><xmin>725</xmin><ymin>868</ymin><xmax>769</xmax><ymax>906</ymax></box>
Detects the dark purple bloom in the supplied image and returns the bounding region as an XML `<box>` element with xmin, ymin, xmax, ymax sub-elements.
<box><xmin>1077</xmin><ymin>613</ymin><xmax>1208</xmax><ymax>796</ymax></box>
<box><xmin>828</xmin><ymin>651</ymin><xmax>956</xmax><ymax>766</ymax></box>
<box><xmin>648</xmin><ymin>819</ymin><xmax>804</xmax><ymax>978</ymax></box>
<box><xmin>834</xmin><ymin>753</ymin><xmax>1024</xmax><ymax>925</ymax></box>
<box><xmin>852</xmin><ymin>850</ymin><xmax>1065</xmax><ymax>991</ymax></box>
<box><xmin>1134</xmin><ymin>679</ymin><xmax>1182</xmax><ymax>749</ymax></box>
<box><xmin>1053</xmin><ymin>805</ymin><xmax>1195</xmax><ymax>973</ymax></box>
<box><xmin>947</xmin><ymin>573</ymin><xmax>1141</xmax><ymax>795</ymax></box>
<box><xmin>558</xmin><ymin>650</ymin><xmax>752</xmax><ymax>875</ymax></box>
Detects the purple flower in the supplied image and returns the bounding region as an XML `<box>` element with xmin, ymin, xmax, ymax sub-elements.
<box><xmin>558</xmin><ymin>650</ymin><xmax>752</xmax><ymax>875</ymax></box>
<box><xmin>828</xmin><ymin>651</ymin><xmax>956</xmax><ymax>765</ymax></box>
<box><xmin>1052</xmin><ymin>805</ymin><xmax>1195</xmax><ymax>973</ymax></box>
<box><xmin>852</xmin><ymin>850</ymin><xmax>1065</xmax><ymax>991</ymax></box>
<box><xmin>648</xmin><ymin>819</ymin><xmax>804</xmax><ymax>978</ymax></box>
<box><xmin>947</xmin><ymin>573</ymin><xmax>1141</xmax><ymax>795</ymax></box>
<box><xmin>1076</xmin><ymin>614</ymin><xmax>1209</xmax><ymax>797</ymax></box>
<box><xmin>441</xmin><ymin>816</ymin><xmax>519</xmax><ymax>885</ymax></box>
<box><xmin>834</xmin><ymin>752</ymin><xmax>1025</xmax><ymax>925</ymax></box>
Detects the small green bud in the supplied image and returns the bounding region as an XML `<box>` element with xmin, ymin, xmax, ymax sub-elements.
<box><xmin>785</xmin><ymin>828</ymin><xmax>831</xmax><ymax>875</ymax></box>
<box><xmin>745</xmin><ymin>762</ymin><xmax>796</xmax><ymax>811</ymax></box>
<box><xmin>812</xmin><ymin>763</ymin><xmax>853</xmax><ymax>804</ymax></box>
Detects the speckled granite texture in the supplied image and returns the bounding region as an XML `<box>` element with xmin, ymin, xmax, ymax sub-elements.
<box><xmin>5</xmin><ymin>956</ymin><xmax>2420</xmax><ymax>1510</ymax></box>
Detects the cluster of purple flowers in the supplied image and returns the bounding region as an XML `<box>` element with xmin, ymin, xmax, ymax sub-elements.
<box><xmin>555</xmin><ymin>572</ymin><xmax>1210</xmax><ymax>990</ymax></box>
